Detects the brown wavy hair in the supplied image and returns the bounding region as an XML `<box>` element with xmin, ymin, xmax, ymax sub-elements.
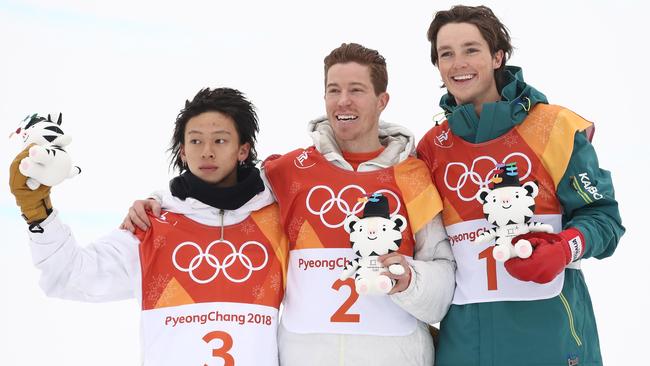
<box><xmin>323</xmin><ymin>43</ymin><xmax>388</xmax><ymax>95</ymax></box>
<box><xmin>427</xmin><ymin>5</ymin><xmax>513</xmax><ymax>90</ymax></box>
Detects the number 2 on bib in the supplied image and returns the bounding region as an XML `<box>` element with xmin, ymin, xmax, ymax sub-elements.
<box><xmin>330</xmin><ymin>278</ymin><xmax>360</xmax><ymax>322</ymax></box>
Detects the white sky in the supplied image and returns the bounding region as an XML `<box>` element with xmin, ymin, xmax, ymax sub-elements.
<box><xmin>1</xmin><ymin>0</ymin><xmax>648</xmax><ymax>364</ymax></box>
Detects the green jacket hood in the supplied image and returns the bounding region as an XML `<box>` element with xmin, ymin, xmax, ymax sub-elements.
<box><xmin>439</xmin><ymin>66</ymin><xmax>548</xmax><ymax>143</ymax></box>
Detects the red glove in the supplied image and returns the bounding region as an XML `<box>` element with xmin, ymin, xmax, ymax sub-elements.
<box><xmin>504</xmin><ymin>228</ymin><xmax>585</xmax><ymax>284</ymax></box>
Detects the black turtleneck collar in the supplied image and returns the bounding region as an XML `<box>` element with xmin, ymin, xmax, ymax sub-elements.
<box><xmin>169</xmin><ymin>165</ymin><xmax>265</xmax><ymax>210</ymax></box>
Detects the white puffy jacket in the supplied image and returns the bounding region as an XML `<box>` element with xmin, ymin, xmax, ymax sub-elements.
<box><xmin>27</xmin><ymin>188</ymin><xmax>276</xmax><ymax>365</ymax></box>
<box><xmin>263</xmin><ymin>117</ymin><xmax>456</xmax><ymax>366</ymax></box>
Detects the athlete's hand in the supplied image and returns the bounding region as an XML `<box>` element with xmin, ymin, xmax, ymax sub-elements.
<box><xmin>504</xmin><ymin>228</ymin><xmax>585</xmax><ymax>284</ymax></box>
<box><xmin>120</xmin><ymin>198</ymin><xmax>161</xmax><ymax>232</ymax></box>
<box><xmin>9</xmin><ymin>146</ymin><xmax>52</xmax><ymax>225</ymax></box>
<box><xmin>261</xmin><ymin>154</ymin><xmax>282</xmax><ymax>168</ymax></box>
<box><xmin>379</xmin><ymin>252</ymin><xmax>412</xmax><ymax>294</ymax></box>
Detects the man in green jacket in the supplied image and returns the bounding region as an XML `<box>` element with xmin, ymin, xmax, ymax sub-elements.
<box><xmin>416</xmin><ymin>5</ymin><xmax>624</xmax><ymax>366</ymax></box>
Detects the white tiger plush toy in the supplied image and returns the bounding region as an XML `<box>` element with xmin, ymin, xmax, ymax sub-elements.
<box><xmin>340</xmin><ymin>193</ymin><xmax>407</xmax><ymax>295</ymax></box>
<box><xmin>474</xmin><ymin>162</ymin><xmax>553</xmax><ymax>262</ymax></box>
<box><xmin>11</xmin><ymin>113</ymin><xmax>81</xmax><ymax>190</ymax></box>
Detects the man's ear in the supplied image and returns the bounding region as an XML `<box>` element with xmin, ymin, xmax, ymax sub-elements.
<box><xmin>180</xmin><ymin>144</ymin><xmax>186</xmax><ymax>162</ymax></box>
<box><xmin>493</xmin><ymin>49</ymin><xmax>504</xmax><ymax>69</ymax></box>
<box><xmin>239</xmin><ymin>142</ymin><xmax>251</xmax><ymax>162</ymax></box>
<box><xmin>377</xmin><ymin>92</ymin><xmax>390</xmax><ymax>112</ymax></box>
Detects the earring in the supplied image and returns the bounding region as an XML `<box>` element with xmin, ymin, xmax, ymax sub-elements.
<box><xmin>239</xmin><ymin>160</ymin><xmax>245</xmax><ymax>167</ymax></box>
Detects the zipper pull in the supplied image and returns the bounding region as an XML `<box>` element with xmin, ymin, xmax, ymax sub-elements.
<box><xmin>219</xmin><ymin>209</ymin><xmax>225</xmax><ymax>241</ymax></box>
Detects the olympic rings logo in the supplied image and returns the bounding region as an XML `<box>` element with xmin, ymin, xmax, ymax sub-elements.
<box><xmin>444</xmin><ymin>152</ymin><xmax>532</xmax><ymax>201</ymax></box>
<box><xmin>305</xmin><ymin>185</ymin><xmax>401</xmax><ymax>228</ymax></box>
<box><xmin>172</xmin><ymin>240</ymin><xmax>268</xmax><ymax>284</ymax></box>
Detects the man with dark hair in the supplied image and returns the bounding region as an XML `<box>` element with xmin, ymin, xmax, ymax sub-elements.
<box><xmin>169</xmin><ymin>87</ymin><xmax>260</xmax><ymax>169</ymax></box>
<box><xmin>126</xmin><ymin>43</ymin><xmax>456</xmax><ymax>365</ymax></box>
<box><xmin>9</xmin><ymin>87</ymin><xmax>289</xmax><ymax>365</ymax></box>
<box><xmin>416</xmin><ymin>5</ymin><xmax>625</xmax><ymax>365</ymax></box>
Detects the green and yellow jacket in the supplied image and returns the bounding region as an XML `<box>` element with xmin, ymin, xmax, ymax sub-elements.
<box><xmin>420</xmin><ymin>66</ymin><xmax>625</xmax><ymax>366</ymax></box>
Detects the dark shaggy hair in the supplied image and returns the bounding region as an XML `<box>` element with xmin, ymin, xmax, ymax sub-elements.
<box><xmin>169</xmin><ymin>87</ymin><xmax>259</xmax><ymax>173</ymax></box>
<box><xmin>427</xmin><ymin>5</ymin><xmax>513</xmax><ymax>91</ymax></box>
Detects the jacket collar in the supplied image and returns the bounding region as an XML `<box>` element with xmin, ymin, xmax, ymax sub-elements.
<box><xmin>157</xmin><ymin>183</ymin><xmax>274</xmax><ymax>227</ymax></box>
<box><xmin>307</xmin><ymin>116</ymin><xmax>415</xmax><ymax>170</ymax></box>
<box><xmin>439</xmin><ymin>66</ymin><xmax>549</xmax><ymax>143</ymax></box>
<box><xmin>168</xmin><ymin>166</ymin><xmax>264</xmax><ymax>211</ymax></box>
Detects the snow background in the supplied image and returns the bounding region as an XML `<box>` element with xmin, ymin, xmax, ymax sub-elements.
<box><xmin>1</xmin><ymin>0</ymin><xmax>647</xmax><ymax>364</ymax></box>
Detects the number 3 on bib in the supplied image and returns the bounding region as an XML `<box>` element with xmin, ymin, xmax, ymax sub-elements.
<box><xmin>203</xmin><ymin>330</ymin><xmax>234</xmax><ymax>366</ymax></box>
<box><xmin>330</xmin><ymin>278</ymin><xmax>360</xmax><ymax>322</ymax></box>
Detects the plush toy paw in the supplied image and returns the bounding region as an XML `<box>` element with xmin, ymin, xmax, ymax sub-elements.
<box><xmin>28</xmin><ymin>145</ymin><xmax>54</xmax><ymax>164</ymax></box>
<box><xmin>474</xmin><ymin>232</ymin><xmax>492</xmax><ymax>244</ymax></box>
<box><xmin>26</xmin><ymin>177</ymin><xmax>41</xmax><ymax>190</ymax></box>
<box><xmin>376</xmin><ymin>275</ymin><xmax>393</xmax><ymax>294</ymax></box>
<box><xmin>388</xmin><ymin>263</ymin><xmax>405</xmax><ymax>276</ymax></box>
<box><xmin>493</xmin><ymin>245</ymin><xmax>511</xmax><ymax>262</ymax></box>
<box><xmin>340</xmin><ymin>268</ymin><xmax>354</xmax><ymax>281</ymax></box>
<box><xmin>355</xmin><ymin>278</ymin><xmax>370</xmax><ymax>295</ymax></box>
<box><xmin>537</xmin><ymin>224</ymin><xmax>554</xmax><ymax>233</ymax></box>
<box><xmin>19</xmin><ymin>158</ymin><xmax>43</xmax><ymax>190</ymax></box>
<box><xmin>514</xmin><ymin>239</ymin><xmax>533</xmax><ymax>259</ymax></box>
<box><xmin>19</xmin><ymin>158</ymin><xmax>31</xmax><ymax>173</ymax></box>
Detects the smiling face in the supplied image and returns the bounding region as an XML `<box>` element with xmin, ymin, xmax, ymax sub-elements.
<box><xmin>325</xmin><ymin>62</ymin><xmax>389</xmax><ymax>153</ymax></box>
<box><xmin>436</xmin><ymin>22</ymin><xmax>503</xmax><ymax>114</ymax></box>
<box><xmin>180</xmin><ymin>111</ymin><xmax>250</xmax><ymax>187</ymax></box>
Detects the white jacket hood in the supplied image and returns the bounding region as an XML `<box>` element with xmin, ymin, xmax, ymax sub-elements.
<box><xmin>307</xmin><ymin>116</ymin><xmax>416</xmax><ymax>169</ymax></box>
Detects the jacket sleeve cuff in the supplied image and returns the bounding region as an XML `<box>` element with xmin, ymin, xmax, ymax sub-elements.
<box><xmin>395</xmin><ymin>263</ymin><xmax>418</xmax><ymax>296</ymax></box>
<box><xmin>390</xmin><ymin>262</ymin><xmax>421</xmax><ymax>309</ymax></box>
<box><xmin>150</xmin><ymin>190</ymin><xmax>164</xmax><ymax>203</ymax></box>
<box><xmin>560</xmin><ymin>227</ymin><xmax>585</xmax><ymax>262</ymax></box>
<box><xmin>27</xmin><ymin>210</ymin><xmax>75</xmax><ymax>267</ymax></box>
<box><xmin>28</xmin><ymin>209</ymin><xmax>67</xmax><ymax>244</ymax></box>
<box><xmin>389</xmin><ymin>259</ymin><xmax>454</xmax><ymax>324</ymax></box>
